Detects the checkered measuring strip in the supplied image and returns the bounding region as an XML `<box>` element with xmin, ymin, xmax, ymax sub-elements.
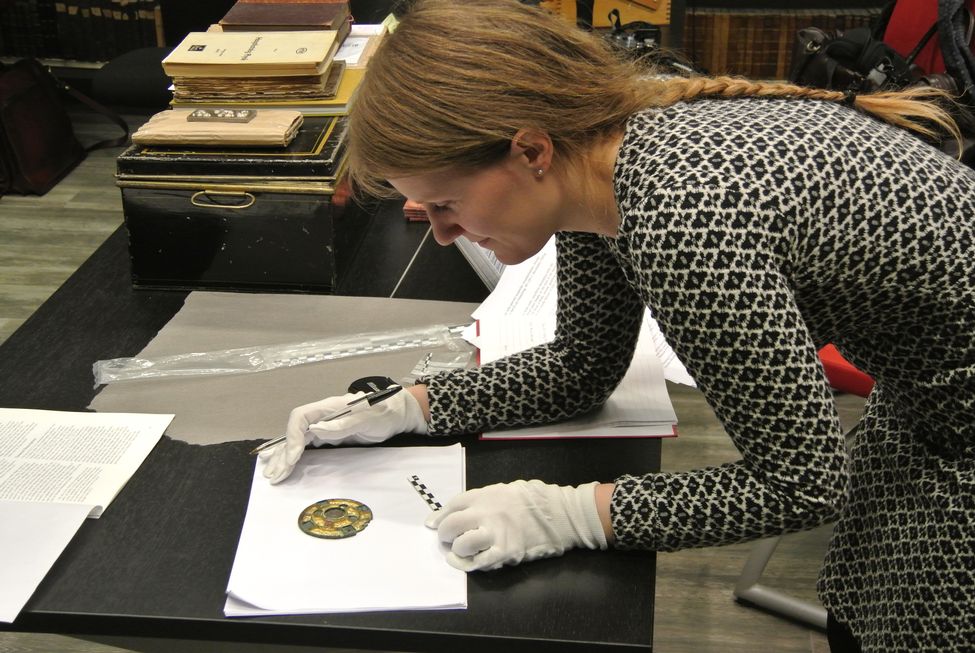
<box><xmin>408</xmin><ymin>474</ymin><xmax>443</xmax><ymax>511</ymax></box>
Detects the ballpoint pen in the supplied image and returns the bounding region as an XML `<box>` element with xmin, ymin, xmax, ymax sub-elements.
<box><xmin>249</xmin><ymin>384</ymin><xmax>404</xmax><ymax>455</ymax></box>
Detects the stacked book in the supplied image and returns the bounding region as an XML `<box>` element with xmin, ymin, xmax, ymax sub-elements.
<box><xmin>217</xmin><ymin>0</ymin><xmax>352</xmax><ymax>36</ymax></box>
<box><xmin>162</xmin><ymin>27</ymin><xmax>344</xmax><ymax>105</ymax></box>
<box><xmin>162</xmin><ymin>0</ymin><xmax>384</xmax><ymax>116</ymax></box>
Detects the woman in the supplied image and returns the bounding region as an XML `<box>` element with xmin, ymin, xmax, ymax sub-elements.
<box><xmin>260</xmin><ymin>0</ymin><xmax>975</xmax><ymax>650</ymax></box>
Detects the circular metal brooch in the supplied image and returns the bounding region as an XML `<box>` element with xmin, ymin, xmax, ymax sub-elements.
<box><xmin>298</xmin><ymin>498</ymin><xmax>373</xmax><ymax>539</ymax></box>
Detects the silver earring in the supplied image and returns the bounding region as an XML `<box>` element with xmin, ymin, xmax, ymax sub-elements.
<box><xmin>536</xmin><ymin>168</ymin><xmax>544</xmax><ymax>177</ymax></box>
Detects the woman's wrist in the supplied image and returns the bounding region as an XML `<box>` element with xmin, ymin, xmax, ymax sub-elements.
<box><xmin>407</xmin><ymin>383</ymin><xmax>431</xmax><ymax>421</ymax></box>
<box><xmin>595</xmin><ymin>482</ymin><xmax>616</xmax><ymax>545</ymax></box>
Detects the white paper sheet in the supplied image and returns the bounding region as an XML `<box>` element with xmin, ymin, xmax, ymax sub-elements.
<box><xmin>225</xmin><ymin>444</ymin><xmax>467</xmax><ymax>616</ymax></box>
<box><xmin>349</xmin><ymin>23</ymin><xmax>387</xmax><ymax>36</ymax></box>
<box><xmin>335</xmin><ymin>36</ymin><xmax>369</xmax><ymax>64</ymax></box>
<box><xmin>0</xmin><ymin>501</ymin><xmax>91</xmax><ymax>623</ymax></box>
<box><xmin>471</xmin><ymin>238</ymin><xmax>557</xmax><ymax>322</ymax></box>
<box><xmin>474</xmin><ymin>315</ymin><xmax>557</xmax><ymax>364</ymax></box>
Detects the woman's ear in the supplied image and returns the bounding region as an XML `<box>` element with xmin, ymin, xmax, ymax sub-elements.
<box><xmin>511</xmin><ymin>128</ymin><xmax>554</xmax><ymax>175</ymax></box>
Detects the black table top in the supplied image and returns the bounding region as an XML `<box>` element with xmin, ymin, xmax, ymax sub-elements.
<box><xmin>0</xmin><ymin>220</ymin><xmax>660</xmax><ymax>652</ymax></box>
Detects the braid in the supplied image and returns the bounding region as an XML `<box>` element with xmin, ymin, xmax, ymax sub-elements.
<box><xmin>648</xmin><ymin>76</ymin><xmax>834</xmax><ymax>103</ymax></box>
<box><xmin>641</xmin><ymin>76</ymin><xmax>962</xmax><ymax>148</ymax></box>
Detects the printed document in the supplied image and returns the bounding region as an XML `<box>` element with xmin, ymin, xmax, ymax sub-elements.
<box><xmin>0</xmin><ymin>408</ymin><xmax>172</xmax><ymax>623</ymax></box>
<box><xmin>225</xmin><ymin>444</ymin><xmax>467</xmax><ymax>616</ymax></box>
<box><xmin>0</xmin><ymin>408</ymin><xmax>172</xmax><ymax>517</ymax></box>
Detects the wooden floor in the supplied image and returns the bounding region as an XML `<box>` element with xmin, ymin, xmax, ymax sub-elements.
<box><xmin>0</xmin><ymin>110</ymin><xmax>863</xmax><ymax>653</ymax></box>
<box><xmin>0</xmin><ymin>111</ymin><xmax>136</xmax><ymax>346</ymax></box>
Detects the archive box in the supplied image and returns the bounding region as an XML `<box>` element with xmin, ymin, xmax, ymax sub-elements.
<box><xmin>115</xmin><ymin>116</ymin><xmax>370</xmax><ymax>293</ymax></box>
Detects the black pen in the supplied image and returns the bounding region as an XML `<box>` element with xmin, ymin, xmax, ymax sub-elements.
<box><xmin>249</xmin><ymin>385</ymin><xmax>404</xmax><ymax>455</ymax></box>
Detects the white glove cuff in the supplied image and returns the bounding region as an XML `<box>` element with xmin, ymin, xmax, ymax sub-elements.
<box><xmin>564</xmin><ymin>481</ymin><xmax>609</xmax><ymax>551</ymax></box>
<box><xmin>402</xmin><ymin>389</ymin><xmax>429</xmax><ymax>435</ymax></box>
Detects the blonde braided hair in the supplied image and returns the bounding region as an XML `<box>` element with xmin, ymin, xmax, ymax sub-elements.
<box><xmin>645</xmin><ymin>76</ymin><xmax>961</xmax><ymax>143</ymax></box>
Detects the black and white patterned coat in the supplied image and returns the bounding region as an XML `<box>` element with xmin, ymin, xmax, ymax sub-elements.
<box><xmin>424</xmin><ymin>98</ymin><xmax>975</xmax><ymax>652</ymax></box>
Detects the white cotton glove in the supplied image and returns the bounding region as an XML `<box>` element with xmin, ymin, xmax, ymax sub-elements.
<box><xmin>425</xmin><ymin>479</ymin><xmax>608</xmax><ymax>572</ymax></box>
<box><xmin>261</xmin><ymin>389</ymin><xmax>428</xmax><ymax>484</ymax></box>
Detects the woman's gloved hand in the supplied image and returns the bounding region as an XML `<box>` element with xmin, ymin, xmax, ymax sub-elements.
<box><xmin>261</xmin><ymin>389</ymin><xmax>428</xmax><ymax>484</ymax></box>
<box><xmin>425</xmin><ymin>479</ymin><xmax>608</xmax><ymax>571</ymax></box>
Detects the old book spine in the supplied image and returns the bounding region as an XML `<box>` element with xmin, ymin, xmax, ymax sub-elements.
<box><xmin>65</xmin><ymin>0</ymin><xmax>80</xmax><ymax>58</ymax></box>
<box><xmin>775</xmin><ymin>11</ymin><xmax>793</xmax><ymax>80</ymax></box>
<box><xmin>88</xmin><ymin>0</ymin><xmax>106</xmax><ymax>61</ymax></box>
<box><xmin>710</xmin><ymin>10</ymin><xmax>729</xmax><ymax>76</ymax></box>
<box><xmin>153</xmin><ymin>1</ymin><xmax>164</xmax><ymax>46</ymax></box>
<box><xmin>79</xmin><ymin>0</ymin><xmax>95</xmax><ymax>61</ymax></box>
<box><xmin>691</xmin><ymin>9</ymin><xmax>713</xmax><ymax>75</ymax></box>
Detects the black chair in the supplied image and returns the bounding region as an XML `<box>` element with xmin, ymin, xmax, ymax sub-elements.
<box><xmin>91</xmin><ymin>46</ymin><xmax>173</xmax><ymax>111</ymax></box>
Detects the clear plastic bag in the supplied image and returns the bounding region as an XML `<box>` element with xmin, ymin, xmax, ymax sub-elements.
<box><xmin>399</xmin><ymin>351</ymin><xmax>475</xmax><ymax>387</ymax></box>
<box><xmin>93</xmin><ymin>324</ymin><xmax>467</xmax><ymax>386</ymax></box>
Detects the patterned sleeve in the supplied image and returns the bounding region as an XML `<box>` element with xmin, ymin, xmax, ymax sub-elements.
<box><xmin>424</xmin><ymin>231</ymin><xmax>645</xmax><ymax>435</ymax></box>
<box><xmin>612</xmin><ymin>184</ymin><xmax>849</xmax><ymax>551</ymax></box>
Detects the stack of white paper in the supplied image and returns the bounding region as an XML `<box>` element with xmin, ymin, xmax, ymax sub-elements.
<box><xmin>225</xmin><ymin>444</ymin><xmax>467</xmax><ymax>616</ymax></box>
